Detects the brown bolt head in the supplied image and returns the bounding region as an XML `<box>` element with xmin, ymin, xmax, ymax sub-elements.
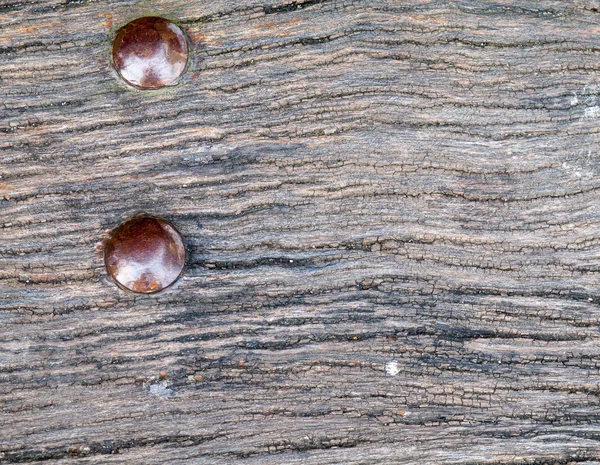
<box><xmin>112</xmin><ymin>17</ymin><xmax>189</xmax><ymax>89</ymax></box>
<box><xmin>104</xmin><ymin>217</ymin><xmax>185</xmax><ymax>294</ymax></box>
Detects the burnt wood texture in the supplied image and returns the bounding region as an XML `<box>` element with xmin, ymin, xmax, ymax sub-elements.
<box><xmin>4</xmin><ymin>0</ymin><xmax>600</xmax><ymax>463</ymax></box>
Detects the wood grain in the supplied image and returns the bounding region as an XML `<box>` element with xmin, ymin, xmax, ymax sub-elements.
<box><xmin>4</xmin><ymin>0</ymin><xmax>600</xmax><ymax>463</ymax></box>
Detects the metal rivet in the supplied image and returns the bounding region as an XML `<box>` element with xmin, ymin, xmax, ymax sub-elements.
<box><xmin>112</xmin><ymin>17</ymin><xmax>189</xmax><ymax>89</ymax></box>
<box><xmin>104</xmin><ymin>217</ymin><xmax>185</xmax><ymax>293</ymax></box>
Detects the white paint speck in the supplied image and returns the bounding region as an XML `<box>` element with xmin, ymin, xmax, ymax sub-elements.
<box><xmin>585</xmin><ymin>106</ymin><xmax>600</xmax><ymax>118</ymax></box>
<box><xmin>570</xmin><ymin>93</ymin><xmax>579</xmax><ymax>106</ymax></box>
<box><xmin>385</xmin><ymin>360</ymin><xmax>400</xmax><ymax>376</ymax></box>
<box><xmin>149</xmin><ymin>381</ymin><xmax>175</xmax><ymax>398</ymax></box>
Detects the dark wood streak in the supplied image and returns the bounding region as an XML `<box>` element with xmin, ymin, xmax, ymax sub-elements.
<box><xmin>3</xmin><ymin>0</ymin><xmax>600</xmax><ymax>463</ymax></box>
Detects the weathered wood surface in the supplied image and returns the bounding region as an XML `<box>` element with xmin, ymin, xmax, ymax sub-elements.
<box><xmin>4</xmin><ymin>0</ymin><xmax>600</xmax><ymax>463</ymax></box>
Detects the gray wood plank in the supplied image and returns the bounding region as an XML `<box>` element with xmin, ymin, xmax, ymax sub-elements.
<box><xmin>3</xmin><ymin>0</ymin><xmax>600</xmax><ymax>463</ymax></box>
